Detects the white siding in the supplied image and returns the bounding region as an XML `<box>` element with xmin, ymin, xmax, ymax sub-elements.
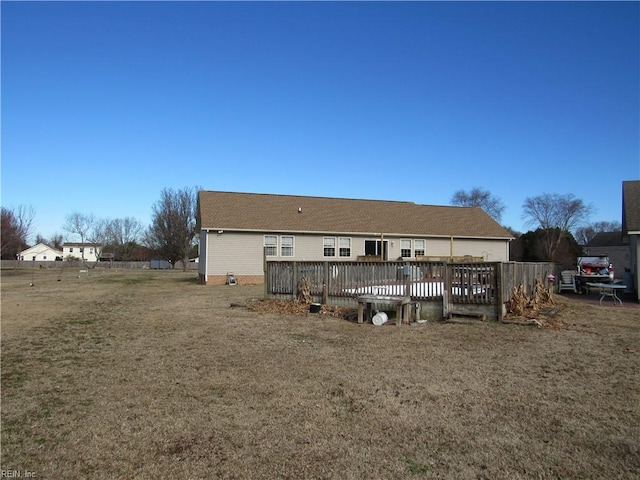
<box><xmin>202</xmin><ymin>231</ymin><xmax>511</xmax><ymax>276</ymax></box>
<box><xmin>297</xmin><ymin>234</ymin><xmax>357</xmax><ymax>260</ymax></box>
<box><xmin>286</xmin><ymin>234</ymin><xmax>324</xmax><ymax>261</ymax></box>
<box><xmin>198</xmin><ymin>230</ymin><xmax>208</xmax><ymax>277</ymax></box>
<box><xmin>206</xmin><ymin>232</ymin><xmax>265</xmax><ymax>276</ymax></box>
<box><xmin>18</xmin><ymin>244</ymin><xmax>62</xmax><ymax>261</ymax></box>
<box><xmin>425</xmin><ymin>238</ymin><xmax>454</xmax><ymax>257</ymax></box>
<box><xmin>62</xmin><ymin>245</ymin><xmax>99</xmax><ymax>262</ymax></box>
<box><xmin>422</xmin><ymin>238</ymin><xmax>509</xmax><ymax>261</ymax></box>
<box><xmin>450</xmin><ymin>238</ymin><xmax>509</xmax><ymax>261</ymax></box>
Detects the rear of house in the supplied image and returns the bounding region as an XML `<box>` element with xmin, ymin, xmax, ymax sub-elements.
<box><xmin>196</xmin><ymin>191</ymin><xmax>513</xmax><ymax>285</ymax></box>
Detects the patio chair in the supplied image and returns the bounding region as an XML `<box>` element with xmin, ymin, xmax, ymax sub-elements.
<box><xmin>558</xmin><ymin>270</ymin><xmax>577</xmax><ymax>293</ymax></box>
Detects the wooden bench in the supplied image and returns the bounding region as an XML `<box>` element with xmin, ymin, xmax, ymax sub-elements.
<box><xmin>357</xmin><ymin>295</ymin><xmax>412</xmax><ymax>325</ymax></box>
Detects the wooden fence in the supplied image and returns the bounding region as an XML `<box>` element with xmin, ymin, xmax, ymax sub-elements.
<box><xmin>265</xmin><ymin>260</ymin><xmax>555</xmax><ymax>320</ymax></box>
<box><xmin>0</xmin><ymin>260</ymin><xmax>199</xmax><ymax>271</ymax></box>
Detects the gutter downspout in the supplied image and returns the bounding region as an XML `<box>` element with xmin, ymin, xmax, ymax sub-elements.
<box><xmin>450</xmin><ymin>236</ymin><xmax>454</xmax><ymax>262</ymax></box>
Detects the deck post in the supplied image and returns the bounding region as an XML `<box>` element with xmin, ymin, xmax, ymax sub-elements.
<box><xmin>496</xmin><ymin>262</ymin><xmax>504</xmax><ymax>321</ymax></box>
<box><xmin>443</xmin><ymin>264</ymin><xmax>451</xmax><ymax>318</ymax></box>
<box><xmin>263</xmin><ymin>247</ymin><xmax>268</xmax><ymax>300</ymax></box>
<box><xmin>292</xmin><ymin>261</ymin><xmax>298</xmax><ymax>301</ymax></box>
<box><xmin>322</xmin><ymin>261</ymin><xmax>329</xmax><ymax>304</ymax></box>
<box><xmin>404</xmin><ymin>263</ymin><xmax>411</xmax><ymax>299</ymax></box>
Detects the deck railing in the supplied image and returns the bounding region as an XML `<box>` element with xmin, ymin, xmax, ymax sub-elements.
<box><xmin>265</xmin><ymin>260</ymin><xmax>555</xmax><ymax>309</ymax></box>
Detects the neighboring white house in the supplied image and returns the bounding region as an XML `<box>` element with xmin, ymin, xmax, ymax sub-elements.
<box><xmin>62</xmin><ymin>242</ymin><xmax>100</xmax><ymax>262</ymax></box>
<box><xmin>18</xmin><ymin>243</ymin><xmax>63</xmax><ymax>262</ymax></box>
<box><xmin>622</xmin><ymin>180</ymin><xmax>640</xmax><ymax>302</ymax></box>
<box><xmin>196</xmin><ymin>190</ymin><xmax>514</xmax><ymax>285</ymax></box>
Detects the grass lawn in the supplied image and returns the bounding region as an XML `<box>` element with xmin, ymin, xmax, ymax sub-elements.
<box><xmin>1</xmin><ymin>268</ymin><xmax>639</xmax><ymax>479</ymax></box>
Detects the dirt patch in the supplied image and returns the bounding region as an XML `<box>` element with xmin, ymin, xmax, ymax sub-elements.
<box><xmin>1</xmin><ymin>268</ymin><xmax>639</xmax><ymax>479</ymax></box>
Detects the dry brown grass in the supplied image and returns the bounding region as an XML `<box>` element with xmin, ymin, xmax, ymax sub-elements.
<box><xmin>1</xmin><ymin>268</ymin><xmax>639</xmax><ymax>479</ymax></box>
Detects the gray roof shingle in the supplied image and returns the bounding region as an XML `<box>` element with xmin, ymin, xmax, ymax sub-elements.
<box><xmin>197</xmin><ymin>191</ymin><xmax>513</xmax><ymax>239</ymax></box>
<box><xmin>586</xmin><ymin>231</ymin><xmax>626</xmax><ymax>247</ymax></box>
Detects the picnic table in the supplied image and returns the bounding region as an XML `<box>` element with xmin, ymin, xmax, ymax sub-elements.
<box><xmin>357</xmin><ymin>295</ymin><xmax>412</xmax><ymax>325</ymax></box>
<box><xmin>586</xmin><ymin>282</ymin><xmax>626</xmax><ymax>306</ymax></box>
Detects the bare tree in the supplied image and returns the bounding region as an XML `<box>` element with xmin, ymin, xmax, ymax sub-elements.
<box><xmin>64</xmin><ymin>212</ymin><xmax>95</xmax><ymax>264</ymax></box>
<box><xmin>64</xmin><ymin>214</ymin><xmax>119</xmax><ymax>265</ymax></box>
<box><xmin>33</xmin><ymin>233</ymin><xmax>64</xmax><ymax>251</ymax></box>
<box><xmin>145</xmin><ymin>187</ymin><xmax>198</xmax><ymax>270</ymax></box>
<box><xmin>574</xmin><ymin>221</ymin><xmax>622</xmax><ymax>245</ymax></box>
<box><xmin>34</xmin><ymin>234</ymin><xmax>48</xmax><ymax>246</ymax></box>
<box><xmin>49</xmin><ymin>233</ymin><xmax>64</xmax><ymax>251</ymax></box>
<box><xmin>522</xmin><ymin>193</ymin><xmax>594</xmax><ymax>262</ymax></box>
<box><xmin>451</xmin><ymin>187</ymin><xmax>505</xmax><ymax>223</ymax></box>
<box><xmin>105</xmin><ymin>217</ymin><xmax>144</xmax><ymax>260</ymax></box>
<box><xmin>87</xmin><ymin>219</ymin><xmax>110</xmax><ymax>263</ymax></box>
<box><xmin>107</xmin><ymin>217</ymin><xmax>143</xmax><ymax>245</ymax></box>
<box><xmin>1</xmin><ymin>205</ymin><xmax>35</xmax><ymax>259</ymax></box>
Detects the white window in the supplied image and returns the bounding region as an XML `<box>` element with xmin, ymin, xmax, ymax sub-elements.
<box><xmin>281</xmin><ymin>236</ymin><xmax>294</xmax><ymax>257</ymax></box>
<box><xmin>80</xmin><ymin>247</ymin><xmax>84</xmax><ymax>253</ymax></box>
<box><xmin>414</xmin><ymin>239</ymin><xmax>425</xmax><ymax>257</ymax></box>
<box><xmin>69</xmin><ymin>247</ymin><xmax>74</xmax><ymax>253</ymax></box>
<box><xmin>401</xmin><ymin>239</ymin><xmax>412</xmax><ymax>258</ymax></box>
<box><xmin>339</xmin><ymin>237</ymin><xmax>351</xmax><ymax>257</ymax></box>
<box><xmin>264</xmin><ymin>235</ymin><xmax>278</xmax><ymax>256</ymax></box>
<box><xmin>323</xmin><ymin>237</ymin><xmax>336</xmax><ymax>257</ymax></box>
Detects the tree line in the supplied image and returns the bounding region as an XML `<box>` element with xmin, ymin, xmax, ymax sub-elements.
<box><xmin>1</xmin><ymin>186</ymin><xmax>623</xmax><ymax>268</ymax></box>
<box><xmin>1</xmin><ymin>186</ymin><xmax>199</xmax><ymax>270</ymax></box>
<box><xmin>450</xmin><ymin>187</ymin><xmax>621</xmax><ymax>267</ymax></box>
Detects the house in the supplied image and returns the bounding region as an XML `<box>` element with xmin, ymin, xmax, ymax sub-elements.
<box><xmin>196</xmin><ymin>191</ymin><xmax>514</xmax><ymax>285</ymax></box>
<box><xmin>622</xmin><ymin>180</ymin><xmax>640</xmax><ymax>301</ymax></box>
<box><xmin>583</xmin><ymin>231</ymin><xmax>629</xmax><ymax>278</ymax></box>
<box><xmin>62</xmin><ymin>242</ymin><xmax>100</xmax><ymax>262</ymax></box>
<box><xmin>18</xmin><ymin>243</ymin><xmax>63</xmax><ymax>262</ymax></box>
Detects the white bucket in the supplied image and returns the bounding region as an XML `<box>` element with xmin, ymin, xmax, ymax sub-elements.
<box><xmin>372</xmin><ymin>312</ymin><xmax>388</xmax><ymax>326</ymax></box>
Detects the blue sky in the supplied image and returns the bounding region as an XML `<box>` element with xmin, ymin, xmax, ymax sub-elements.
<box><xmin>2</xmin><ymin>1</ymin><xmax>639</xmax><ymax>242</ymax></box>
